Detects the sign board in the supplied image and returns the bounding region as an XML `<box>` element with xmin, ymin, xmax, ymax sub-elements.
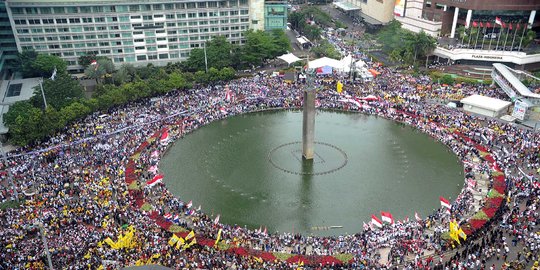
<box><xmin>512</xmin><ymin>100</ymin><xmax>528</xmax><ymax>120</ymax></box>
<box><xmin>394</xmin><ymin>0</ymin><xmax>406</xmax><ymax>17</ymax></box>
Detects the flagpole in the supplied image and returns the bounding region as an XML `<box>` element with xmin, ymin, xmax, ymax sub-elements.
<box><xmin>495</xmin><ymin>24</ymin><xmax>502</xmax><ymax>50</ymax></box>
<box><xmin>503</xmin><ymin>23</ymin><xmax>511</xmax><ymax>50</ymax></box>
<box><xmin>481</xmin><ymin>23</ymin><xmax>487</xmax><ymax>50</ymax></box>
<box><xmin>488</xmin><ymin>22</ymin><xmax>496</xmax><ymax>50</ymax></box>
<box><xmin>518</xmin><ymin>23</ymin><xmax>528</xmax><ymax>52</ymax></box>
<box><xmin>511</xmin><ymin>22</ymin><xmax>519</xmax><ymax>51</ymax></box>
<box><xmin>203</xmin><ymin>43</ymin><xmax>208</xmax><ymax>73</ymax></box>
<box><xmin>474</xmin><ymin>24</ymin><xmax>481</xmax><ymax>49</ymax></box>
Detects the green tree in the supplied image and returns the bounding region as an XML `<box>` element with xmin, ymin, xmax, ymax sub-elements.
<box><xmin>310</xmin><ymin>40</ymin><xmax>341</xmax><ymax>59</ymax></box>
<box><xmin>6</xmin><ymin>105</ymin><xmax>45</xmax><ymax>145</ymax></box>
<box><xmin>32</xmin><ymin>54</ymin><xmax>67</xmax><ymax>77</ymax></box>
<box><xmin>3</xmin><ymin>100</ymin><xmax>35</xmax><ymax>128</ymax></box>
<box><xmin>85</xmin><ymin>58</ymin><xmax>114</xmax><ymax>84</ymax></box>
<box><xmin>32</xmin><ymin>74</ymin><xmax>84</xmax><ymax>109</ymax></box>
<box><xmin>14</xmin><ymin>49</ymin><xmax>39</xmax><ymax>78</ymax></box>
<box><xmin>59</xmin><ymin>102</ymin><xmax>91</xmax><ymax>124</ymax></box>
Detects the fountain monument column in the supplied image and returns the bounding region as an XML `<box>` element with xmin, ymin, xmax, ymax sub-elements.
<box><xmin>302</xmin><ymin>88</ymin><xmax>315</xmax><ymax>160</ymax></box>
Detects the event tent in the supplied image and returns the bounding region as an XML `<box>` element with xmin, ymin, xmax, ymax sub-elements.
<box><xmin>461</xmin><ymin>94</ymin><xmax>511</xmax><ymax>118</ymax></box>
<box><xmin>277</xmin><ymin>53</ymin><xmax>301</xmax><ymax>65</ymax></box>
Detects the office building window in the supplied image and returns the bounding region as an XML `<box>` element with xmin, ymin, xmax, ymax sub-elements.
<box><xmin>67</xmin><ymin>7</ymin><xmax>78</xmax><ymax>13</ymax></box>
<box><xmin>137</xmin><ymin>55</ymin><xmax>147</xmax><ymax>60</ymax></box>
<box><xmin>80</xmin><ymin>7</ymin><xmax>91</xmax><ymax>13</ymax></box>
<box><xmin>92</xmin><ymin>6</ymin><xmax>103</xmax><ymax>12</ymax></box>
<box><xmin>53</xmin><ymin>7</ymin><xmax>65</xmax><ymax>14</ymax></box>
<box><xmin>186</xmin><ymin>2</ymin><xmax>196</xmax><ymax>9</ymax></box>
<box><xmin>129</xmin><ymin>5</ymin><xmax>140</xmax><ymax>12</ymax></box>
<box><xmin>49</xmin><ymin>44</ymin><xmax>60</xmax><ymax>49</ymax></box>
<box><xmin>40</xmin><ymin>7</ymin><xmax>52</xmax><ymax>14</ymax></box>
<box><xmin>56</xmin><ymin>18</ymin><xmax>67</xmax><ymax>24</ymax></box>
<box><xmin>14</xmin><ymin>19</ymin><xmax>27</xmax><ymax>25</ymax></box>
<box><xmin>95</xmin><ymin>17</ymin><xmax>105</xmax><ymax>23</ymax></box>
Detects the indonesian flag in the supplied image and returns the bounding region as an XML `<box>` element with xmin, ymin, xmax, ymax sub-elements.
<box><xmin>440</xmin><ymin>196</ymin><xmax>451</xmax><ymax>209</ymax></box>
<box><xmin>90</xmin><ymin>60</ymin><xmax>97</xmax><ymax>65</ymax></box>
<box><xmin>381</xmin><ymin>211</ymin><xmax>394</xmax><ymax>224</ymax></box>
<box><xmin>213</xmin><ymin>214</ymin><xmax>220</xmax><ymax>225</ymax></box>
<box><xmin>160</xmin><ymin>130</ymin><xmax>170</xmax><ymax>144</ymax></box>
<box><xmin>495</xmin><ymin>17</ymin><xmax>502</xmax><ymax>26</ymax></box>
<box><xmin>415</xmin><ymin>212</ymin><xmax>422</xmax><ymax>222</ymax></box>
<box><xmin>146</xmin><ymin>174</ymin><xmax>164</xmax><ymax>187</ymax></box>
<box><xmin>532</xmin><ymin>181</ymin><xmax>540</xmax><ymax>189</ymax></box>
<box><xmin>480</xmin><ymin>22</ymin><xmax>484</xmax><ymax>28</ymax></box>
<box><xmin>263</xmin><ymin>227</ymin><xmax>267</xmax><ymax>235</ymax></box>
<box><xmin>315</xmin><ymin>99</ymin><xmax>321</xmax><ymax>108</ymax></box>
<box><xmin>220</xmin><ymin>107</ymin><xmax>227</xmax><ymax>114</ymax></box>
<box><xmin>486</xmin><ymin>22</ymin><xmax>491</xmax><ymax>28</ymax></box>
<box><xmin>186</xmin><ymin>200</ymin><xmax>192</xmax><ymax>209</ymax></box>
<box><xmin>467</xmin><ymin>179</ymin><xmax>477</xmax><ymax>190</ymax></box>
<box><xmin>371</xmin><ymin>215</ymin><xmax>383</xmax><ymax>228</ymax></box>
<box><xmin>225</xmin><ymin>90</ymin><xmax>232</xmax><ymax>102</ymax></box>
<box><xmin>472</xmin><ymin>21</ymin><xmax>478</xmax><ymax>28</ymax></box>
<box><xmin>148</xmin><ymin>165</ymin><xmax>158</xmax><ymax>174</ymax></box>
<box><xmin>509</xmin><ymin>23</ymin><xmax>513</xmax><ymax>30</ymax></box>
<box><xmin>163</xmin><ymin>213</ymin><xmax>172</xmax><ymax>219</ymax></box>
<box><xmin>363</xmin><ymin>221</ymin><xmax>370</xmax><ymax>231</ymax></box>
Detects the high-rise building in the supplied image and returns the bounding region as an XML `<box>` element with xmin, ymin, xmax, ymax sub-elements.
<box><xmin>4</xmin><ymin>0</ymin><xmax>287</xmax><ymax>72</ymax></box>
<box><xmin>0</xmin><ymin>0</ymin><xmax>18</xmax><ymax>79</ymax></box>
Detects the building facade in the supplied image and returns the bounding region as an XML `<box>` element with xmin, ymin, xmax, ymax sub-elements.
<box><xmin>337</xmin><ymin>0</ymin><xmax>395</xmax><ymax>25</ymax></box>
<box><xmin>0</xmin><ymin>0</ymin><xmax>18</xmax><ymax>79</ymax></box>
<box><xmin>395</xmin><ymin>0</ymin><xmax>539</xmax><ymax>38</ymax></box>
<box><xmin>4</xmin><ymin>0</ymin><xmax>286</xmax><ymax>72</ymax></box>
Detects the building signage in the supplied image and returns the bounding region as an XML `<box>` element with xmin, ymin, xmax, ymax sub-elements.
<box><xmin>512</xmin><ymin>100</ymin><xmax>528</xmax><ymax>121</ymax></box>
<box><xmin>394</xmin><ymin>0</ymin><xmax>406</xmax><ymax>17</ymax></box>
<box><xmin>471</xmin><ymin>55</ymin><xmax>503</xmax><ymax>60</ymax></box>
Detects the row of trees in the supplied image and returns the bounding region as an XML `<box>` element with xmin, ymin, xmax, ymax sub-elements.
<box><xmin>181</xmin><ymin>30</ymin><xmax>290</xmax><ymax>71</ymax></box>
<box><xmin>6</xmin><ymin>62</ymin><xmax>236</xmax><ymax>145</ymax></box>
<box><xmin>288</xmin><ymin>6</ymin><xmax>336</xmax><ymax>42</ymax></box>
<box><xmin>377</xmin><ymin>21</ymin><xmax>437</xmax><ymax>65</ymax></box>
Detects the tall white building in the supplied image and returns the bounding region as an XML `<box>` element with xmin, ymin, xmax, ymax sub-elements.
<box><xmin>5</xmin><ymin>0</ymin><xmax>269</xmax><ymax>72</ymax></box>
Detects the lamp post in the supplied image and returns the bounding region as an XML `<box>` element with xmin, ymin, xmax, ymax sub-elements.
<box><xmin>36</xmin><ymin>222</ymin><xmax>54</xmax><ymax>270</ymax></box>
<box><xmin>39</xmin><ymin>78</ymin><xmax>48</xmax><ymax>109</ymax></box>
<box><xmin>0</xmin><ymin>146</ymin><xmax>18</xmax><ymax>203</ymax></box>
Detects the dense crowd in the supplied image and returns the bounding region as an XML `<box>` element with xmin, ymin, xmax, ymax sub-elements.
<box><xmin>1</xmin><ymin>29</ymin><xmax>540</xmax><ymax>270</ymax></box>
<box><xmin>0</xmin><ymin>63</ymin><xmax>538</xmax><ymax>269</ymax></box>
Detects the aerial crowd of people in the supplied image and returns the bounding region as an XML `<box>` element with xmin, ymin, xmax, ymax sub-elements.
<box><xmin>1</xmin><ymin>29</ymin><xmax>540</xmax><ymax>270</ymax></box>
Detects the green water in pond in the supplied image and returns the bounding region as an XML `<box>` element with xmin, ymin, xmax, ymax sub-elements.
<box><xmin>160</xmin><ymin>110</ymin><xmax>463</xmax><ymax>236</ymax></box>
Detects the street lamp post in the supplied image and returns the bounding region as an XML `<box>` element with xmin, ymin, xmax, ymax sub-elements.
<box><xmin>0</xmin><ymin>146</ymin><xmax>18</xmax><ymax>203</ymax></box>
<box><xmin>37</xmin><ymin>222</ymin><xmax>54</xmax><ymax>270</ymax></box>
<box><xmin>39</xmin><ymin>78</ymin><xmax>48</xmax><ymax>109</ymax></box>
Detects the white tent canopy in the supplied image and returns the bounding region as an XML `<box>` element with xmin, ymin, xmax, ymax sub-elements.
<box><xmin>278</xmin><ymin>53</ymin><xmax>301</xmax><ymax>65</ymax></box>
<box><xmin>308</xmin><ymin>55</ymin><xmax>358</xmax><ymax>73</ymax></box>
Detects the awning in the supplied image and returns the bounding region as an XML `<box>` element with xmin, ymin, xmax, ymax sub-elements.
<box><xmin>334</xmin><ymin>1</ymin><xmax>360</xmax><ymax>11</ymax></box>
<box><xmin>278</xmin><ymin>53</ymin><xmax>301</xmax><ymax>65</ymax></box>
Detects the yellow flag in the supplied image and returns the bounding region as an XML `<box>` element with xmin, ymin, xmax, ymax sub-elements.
<box><xmin>104</xmin><ymin>237</ymin><xmax>118</xmax><ymax>249</ymax></box>
<box><xmin>168</xmin><ymin>234</ymin><xmax>180</xmax><ymax>246</ymax></box>
<box><xmin>175</xmin><ymin>237</ymin><xmax>185</xmax><ymax>250</ymax></box>
<box><xmin>253</xmin><ymin>256</ymin><xmax>263</xmax><ymax>263</ymax></box>
<box><xmin>214</xmin><ymin>229</ymin><xmax>222</xmax><ymax>247</ymax></box>
<box><xmin>183</xmin><ymin>238</ymin><xmax>197</xmax><ymax>250</ymax></box>
<box><xmin>336</xmin><ymin>81</ymin><xmax>343</xmax><ymax>93</ymax></box>
<box><xmin>185</xmin><ymin>230</ymin><xmax>195</xmax><ymax>241</ymax></box>
<box><xmin>458</xmin><ymin>228</ymin><xmax>467</xmax><ymax>241</ymax></box>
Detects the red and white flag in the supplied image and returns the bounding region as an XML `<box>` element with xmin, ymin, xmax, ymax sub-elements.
<box><xmin>495</xmin><ymin>17</ymin><xmax>503</xmax><ymax>26</ymax></box>
<box><xmin>213</xmin><ymin>214</ymin><xmax>220</xmax><ymax>225</ymax></box>
<box><xmin>363</xmin><ymin>221</ymin><xmax>370</xmax><ymax>231</ymax></box>
<box><xmin>225</xmin><ymin>90</ymin><xmax>232</xmax><ymax>102</ymax></box>
<box><xmin>160</xmin><ymin>130</ymin><xmax>170</xmax><ymax>145</ymax></box>
<box><xmin>263</xmin><ymin>227</ymin><xmax>267</xmax><ymax>235</ymax></box>
<box><xmin>186</xmin><ymin>200</ymin><xmax>192</xmax><ymax>209</ymax></box>
<box><xmin>415</xmin><ymin>212</ymin><xmax>422</xmax><ymax>222</ymax></box>
<box><xmin>151</xmin><ymin>150</ymin><xmax>160</xmax><ymax>158</ymax></box>
<box><xmin>381</xmin><ymin>211</ymin><xmax>394</xmax><ymax>224</ymax></box>
<box><xmin>371</xmin><ymin>215</ymin><xmax>383</xmax><ymax>228</ymax></box>
<box><xmin>440</xmin><ymin>196</ymin><xmax>451</xmax><ymax>209</ymax></box>
<box><xmin>220</xmin><ymin>107</ymin><xmax>228</xmax><ymax>114</ymax></box>
<box><xmin>148</xmin><ymin>165</ymin><xmax>158</xmax><ymax>174</ymax></box>
<box><xmin>146</xmin><ymin>174</ymin><xmax>164</xmax><ymax>187</ymax></box>
<box><xmin>163</xmin><ymin>213</ymin><xmax>172</xmax><ymax>219</ymax></box>
<box><xmin>467</xmin><ymin>179</ymin><xmax>477</xmax><ymax>190</ymax></box>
